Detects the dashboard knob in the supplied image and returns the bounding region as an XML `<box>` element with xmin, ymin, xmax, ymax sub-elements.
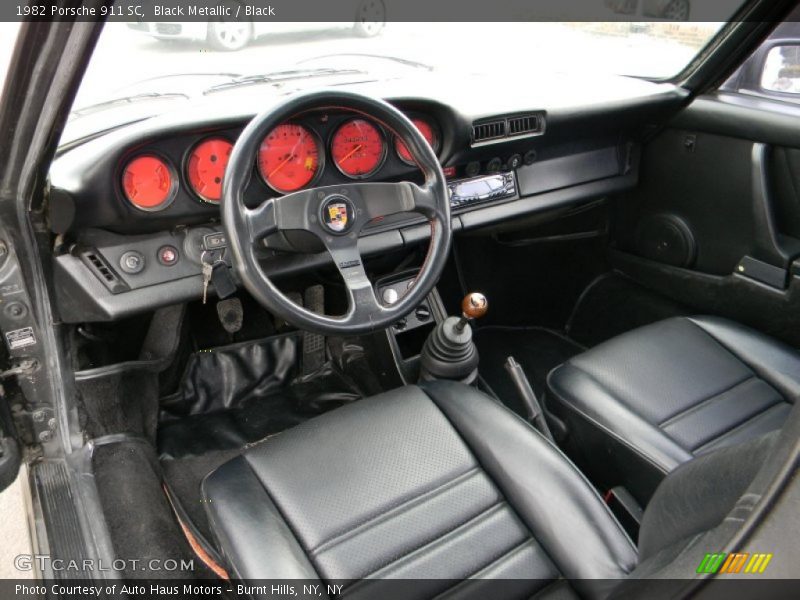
<box><xmin>486</xmin><ymin>157</ymin><xmax>502</xmax><ymax>172</ymax></box>
<box><xmin>119</xmin><ymin>251</ymin><xmax>145</xmax><ymax>274</ymax></box>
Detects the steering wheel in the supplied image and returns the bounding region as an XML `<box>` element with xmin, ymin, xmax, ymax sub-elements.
<box><xmin>221</xmin><ymin>90</ymin><xmax>452</xmax><ymax>335</ymax></box>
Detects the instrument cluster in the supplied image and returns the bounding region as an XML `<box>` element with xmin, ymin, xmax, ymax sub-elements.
<box><xmin>120</xmin><ymin>113</ymin><xmax>440</xmax><ymax>212</ymax></box>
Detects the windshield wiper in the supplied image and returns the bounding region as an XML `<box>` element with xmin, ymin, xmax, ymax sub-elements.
<box><xmin>71</xmin><ymin>92</ymin><xmax>189</xmax><ymax>116</ymax></box>
<box><xmin>297</xmin><ymin>53</ymin><xmax>433</xmax><ymax>71</ymax></box>
<box><xmin>204</xmin><ymin>68</ymin><xmax>365</xmax><ymax>93</ymax></box>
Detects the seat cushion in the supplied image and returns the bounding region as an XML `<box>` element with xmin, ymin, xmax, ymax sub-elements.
<box><xmin>547</xmin><ymin>316</ymin><xmax>798</xmax><ymax>501</ymax></box>
<box><xmin>202</xmin><ymin>382</ymin><xmax>636</xmax><ymax>598</ymax></box>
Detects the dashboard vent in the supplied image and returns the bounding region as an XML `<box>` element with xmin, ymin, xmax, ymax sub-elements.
<box><xmin>471</xmin><ymin>112</ymin><xmax>545</xmax><ymax>146</ymax></box>
<box><xmin>472</xmin><ymin>120</ymin><xmax>506</xmax><ymax>144</ymax></box>
<box><xmin>78</xmin><ymin>248</ymin><xmax>129</xmax><ymax>294</ymax></box>
<box><xmin>508</xmin><ymin>115</ymin><xmax>540</xmax><ymax>136</ymax></box>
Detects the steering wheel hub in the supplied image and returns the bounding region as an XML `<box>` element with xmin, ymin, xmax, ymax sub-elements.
<box><xmin>320</xmin><ymin>195</ymin><xmax>356</xmax><ymax>234</ymax></box>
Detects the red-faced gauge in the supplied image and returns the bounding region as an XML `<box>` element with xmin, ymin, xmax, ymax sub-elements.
<box><xmin>122</xmin><ymin>155</ymin><xmax>175</xmax><ymax>211</ymax></box>
<box><xmin>395</xmin><ymin>118</ymin><xmax>439</xmax><ymax>165</ymax></box>
<box><xmin>187</xmin><ymin>137</ymin><xmax>233</xmax><ymax>203</ymax></box>
<box><xmin>258</xmin><ymin>123</ymin><xmax>321</xmax><ymax>193</ymax></box>
<box><xmin>331</xmin><ymin>119</ymin><xmax>386</xmax><ymax>178</ymax></box>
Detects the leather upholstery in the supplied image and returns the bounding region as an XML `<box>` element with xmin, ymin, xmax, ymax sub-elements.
<box><xmin>547</xmin><ymin>316</ymin><xmax>798</xmax><ymax>499</ymax></box>
<box><xmin>203</xmin><ymin>383</ymin><xmax>637</xmax><ymax>596</ymax></box>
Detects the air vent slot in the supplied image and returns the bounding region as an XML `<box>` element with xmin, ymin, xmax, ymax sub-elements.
<box><xmin>471</xmin><ymin>112</ymin><xmax>545</xmax><ymax>146</ymax></box>
<box><xmin>508</xmin><ymin>115</ymin><xmax>540</xmax><ymax>136</ymax></box>
<box><xmin>78</xmin><ymin>248</ymin><xmax>129</xmax><ymax>294</ymax></box>
<box><xmin>472</xmin><ymin>120</ymin><xmax>506</xmax><ymax>143</ymax></box>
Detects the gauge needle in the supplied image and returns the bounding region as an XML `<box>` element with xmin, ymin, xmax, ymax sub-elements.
<box><xmin>340</xmin><ymin>144</ymin><xmax>363</xmax><ymax>163</ymax></box>
<box><xmin>269</xmin><ymin>154</ymin><xmax>295</xmax><ymax>178</ymax></box>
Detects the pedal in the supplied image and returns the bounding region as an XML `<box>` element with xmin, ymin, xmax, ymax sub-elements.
<box><xmin>216</xmin><ymin>298</ymin><xmax>243</xmax><ymax>334</ymax></box>
<box><xmin>302</xmin><ymin>285</ymin><xmax>325</xmax><ymax>375</ymax></box>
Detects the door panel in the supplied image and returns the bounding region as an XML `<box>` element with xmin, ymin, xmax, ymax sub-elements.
<box><xmin>611</xmin><ymin>95</ymin><xmax>800</xmax><ymax>346</ymax></box>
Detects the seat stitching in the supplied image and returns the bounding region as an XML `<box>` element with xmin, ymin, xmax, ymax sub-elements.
<box><xmin>657</xmin><ymin>375</ymin><xmax>756</xmax><ymax>428</ymax></box>
<box><xmin>691</xmin><ymin>402</ymin><xmax>787</xmax><ymax>454</ymax></box>
<box><xmin>430</xmin><ymin>539</ymin><xmax>545</xmax><ymax>599</ymax></box>
<box><xmin>548</xmin><ymin>366</ymin><xmax>676</xmax><ymax>475</ymax></box>
<box><xmin>461</xmin><ymin>538</ymin><xmax>536</xmax><ymax>579</ymax></box>
<box><xmin>688</xmin><ymin>316</ymin><xmax>800</xmax><ymax>400</ymax></box>
<box><xmin>310</xmin><ymin>466</ymin><xmax>481</xmax><ymax>554</ymax></box>
<box><xmin>424</xmin><ymin>381</ymin><xmax>639</xmax><ymax>561</ymax></box>
<box><xmin>352</xmin><ymin>501</ymin><xmax>508</xmax><ymax>581</ymax></box>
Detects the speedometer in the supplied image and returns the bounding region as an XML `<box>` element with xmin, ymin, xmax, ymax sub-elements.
<box><xmin>187</xmin><ymin>137</ymin><xmax>233</xmax><ymax>203</ymax></box>
<box><xmin>331</xmin><ymin>119</ymin><xmax>386</xmax><ymax>178</ymax></box>
<box><xmin>258</xmin><ymin>123</ymin><xmax>321</xmax><ymax>193</ymax></box>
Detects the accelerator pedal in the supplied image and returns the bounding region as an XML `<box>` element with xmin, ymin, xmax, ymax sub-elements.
<box><xmin>302</xmin><ymin>285</ymin><xmax>326</xmax><ymax>375</ymax></box>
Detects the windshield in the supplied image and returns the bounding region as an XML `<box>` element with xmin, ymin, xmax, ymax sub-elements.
<box><xmin>74</xmin><ymin>21</ymin><xmax>728</xmax><ymax>113</ymax></box>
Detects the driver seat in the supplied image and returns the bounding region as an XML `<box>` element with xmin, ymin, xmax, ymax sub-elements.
<box><xmin>201</xmin><ymin>381</ymin><xmax>774</xmax><ymax>597</ymax></box>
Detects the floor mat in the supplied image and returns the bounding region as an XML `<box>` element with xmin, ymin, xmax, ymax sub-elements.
<box><xmin>93</xmin><ymin>440</ymin><xmax>215</xmax><ymax>579</ymax></box>
<box><xmin>566</xmin><ymin>273</ymin><xmax>687</xmax><ymax>347</ymax></box>
<box><xmin>475</xmin><ymin>326</ymin><xmax>584</xmax><ymax>419</ymax></box>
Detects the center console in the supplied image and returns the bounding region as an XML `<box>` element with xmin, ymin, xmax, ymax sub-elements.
<box><xmin>373</xmin><ymin>270</ymin><xmax>448</xmax><ymax>384</ymax></box>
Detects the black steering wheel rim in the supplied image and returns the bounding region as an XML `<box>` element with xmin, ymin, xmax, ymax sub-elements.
<box><xmin>221</xmin><ymin>89</ymin><xmax>452</xmax><ymax>335</ymax></box>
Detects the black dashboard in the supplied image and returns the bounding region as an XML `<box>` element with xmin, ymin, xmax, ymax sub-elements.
<box><xmin>49</xmin><ymin>73</ymin><xmax>687</xmax><ymax>323</ymax></box>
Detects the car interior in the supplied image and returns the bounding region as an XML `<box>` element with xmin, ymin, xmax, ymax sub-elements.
<box><xmin>1</xmin><ymin>3</ymin><xmax>800</xmax><ymax>598</ymax></box>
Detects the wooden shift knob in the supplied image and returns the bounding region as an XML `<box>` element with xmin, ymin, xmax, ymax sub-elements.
<box><xmin>461</xmin><ymin>292</ymin><xmax>488</xmax><ymax>319</ymax></box>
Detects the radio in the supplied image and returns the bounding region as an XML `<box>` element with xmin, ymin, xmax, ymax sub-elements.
<box><xmin>447</xmin><ymin>172</ymin><xmax>517</xmax><ymax>209</ymax></box>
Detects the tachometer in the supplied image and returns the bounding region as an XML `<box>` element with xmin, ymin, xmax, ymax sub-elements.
<box><xmin>258</xmin><ymin>123</ymin><xmax>321</xmax><ymax>193</ymax></box>
<box><xmin>395</xmin><ymin>118</ymin><xmax>439</xmax><ymax>165</ymax></box>
<box><xmin>331</xmin><ymin>119</ymin><xmax>386</xmax><ymax>178</ymax></box>
<box><xmin>187</xmin><ymin>137</ymin><xmax>233</xmax><ymax>203</ymax></box>
<box><xmin>122</xmin><ymin>155</ymin><xmax>175</xmax><ymax>211</ymax></box>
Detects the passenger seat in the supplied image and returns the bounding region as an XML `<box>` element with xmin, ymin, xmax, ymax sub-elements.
<box><xmin>547</xmin><ymin>316</ymin><xmax>798</xmax><ymax>502</ymax></box>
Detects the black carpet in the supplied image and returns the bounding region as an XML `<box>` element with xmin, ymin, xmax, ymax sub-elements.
<box><xmin>92</xmin><ymin>440</ymin><xmax>215</xmax><ymax>579</ymax></box>
<box><xmin>475</xmin><ymin>326</ymin><xmax>584</xmax><ymax>419</ymax></box>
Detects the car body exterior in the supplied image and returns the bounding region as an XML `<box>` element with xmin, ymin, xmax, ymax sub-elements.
<box><xmin>127</xmin><ymin>2</ymin><xmax>386</xmax><ymax>50</ymax></box>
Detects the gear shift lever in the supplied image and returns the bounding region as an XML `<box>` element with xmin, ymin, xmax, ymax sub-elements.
<box><xmin>455</xmin><ymin>292</ymin><xmax>489</xmax><ymax>332</ymax></box>
<box><xmin>419</xmin><ymin>292</ymin><xmax>488</xmax><ymax>384</ymax></box>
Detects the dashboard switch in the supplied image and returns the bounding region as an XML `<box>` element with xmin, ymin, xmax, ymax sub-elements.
<box><xmin>119</xmin><ymin>251</ymin><xmax>145</xmax><ymax>274</ymax></box>
<box><xmin>415</xmin><ymin>304</ymin><xmax>431</xmax><ymax>321</ymax></box>
<box><xmin>157</xmin><ymin>245</ymin><xmax>179</xmax><ymax>266</ymax></box>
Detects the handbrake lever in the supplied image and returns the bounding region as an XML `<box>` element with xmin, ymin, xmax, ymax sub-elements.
<box><xmin>505</xmin><ymin>356</ymin><xmax>555</xmax><ymax>443</ymax></box>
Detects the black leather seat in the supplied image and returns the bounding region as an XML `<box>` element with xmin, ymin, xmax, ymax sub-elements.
<box><xmin>203</xmin><ymin>381</ymin><xmax>639</xmax><ymax>597</ymax></box>
<box><xmin>201</xmin><ymin>379</ymin><xmax>786</xmax><ymax>595</ymax></box>
<box><xmin>547</xmin><ymin>316</ymin><xmax>799</xmax><ymax>501</ymax></box>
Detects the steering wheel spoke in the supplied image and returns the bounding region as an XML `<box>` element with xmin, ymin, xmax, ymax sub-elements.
<box><xmin>355</xmin><ymin>182</ymin><xmax>437</xmax><ymax>222</ymax></box>
<box><xmin>324</xmin><ymin>238</ymin><xmax>381</xmax><ymax>317</ymax></box>
<box><xmin>246</xmin><ymin>190</ymin><xmax>315</xmax><ymax>241</ymax></box>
